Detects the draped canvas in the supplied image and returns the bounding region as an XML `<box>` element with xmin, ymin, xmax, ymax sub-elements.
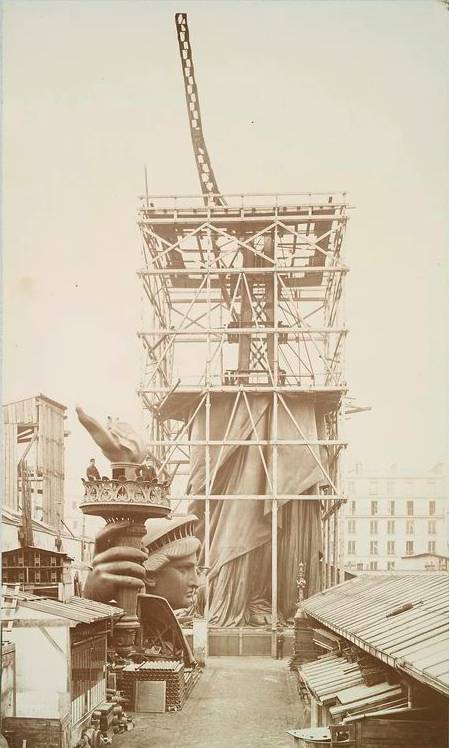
<box><xmin>188</xmin><ymin>393</ymin><xmax>323</xmax><ymax>626</ymax></box>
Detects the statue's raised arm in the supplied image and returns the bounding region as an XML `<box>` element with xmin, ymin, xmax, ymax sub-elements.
<box><xmin>76</xmin><ymin>405</ymin><xmax>146</xmax><ymax>463</ymax></box>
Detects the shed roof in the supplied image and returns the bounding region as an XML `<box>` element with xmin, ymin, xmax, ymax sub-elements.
<box><xmin>299</xmin><ymin>652</ymin><xmax>406</xmax><ymax>717</ymax></box>
<box><xmin>303</xmin><ymin>573</ymin><xmax>449</xmax><ymax>696</ymax></box>
<box><xmin>300</xmin><ymin>652</ymin><xmax>364</xmax><ymax>703</ymax></box>
<box><xmin>1</xmin><ymin>586</ymin><xmax>123</xmax><ymax>625</ymax></box>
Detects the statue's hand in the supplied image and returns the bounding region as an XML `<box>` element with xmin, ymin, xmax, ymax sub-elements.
<box><xmin>76</xmin><ymin>405</ymin><xmax>145</xmax><ymax>463</ymax></box>
<box><xmin>83</xmin><ymin>521</ymin><xmax>148</xmax><ymax>604</ymax></box>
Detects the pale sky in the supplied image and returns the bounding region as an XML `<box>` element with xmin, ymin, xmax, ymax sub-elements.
<box><xmin>2</xmin><ymin>0</ymin><xmax>448</xmax><ymax>502</ymax></box>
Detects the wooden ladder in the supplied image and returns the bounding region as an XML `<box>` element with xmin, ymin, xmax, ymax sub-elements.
<box><xmin>1</xmin><ymin>583</ymin><xmax>20</xmax><ymax>636</ymax></box>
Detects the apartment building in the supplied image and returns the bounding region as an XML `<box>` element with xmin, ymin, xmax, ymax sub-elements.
<box><xmin>342</xmin><ymin>463</ymin><xmax>448</xmax><ymax>572</ymax></box>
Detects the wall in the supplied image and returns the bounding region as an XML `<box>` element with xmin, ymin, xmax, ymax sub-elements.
<box><xmin>1</xmin><ymin>643</ymin><xmax>16</xmax><ymax>717</ymax></box>
<box><xmin>2</xmin><ymin>716</ymin><xmax>64</xmax><ymax>748</ymax></box>
<box><xmin>397</xmin><ymin>554</ymin><xmax>448</xmax><ymax>571</ymax></box>
<box><xmin>3</xmin><ymin>422</ymin><xmax>18</xmax><ymax>510</ymax></box>
<box><xmin>7</xmin><ymin>605</ymin><xmax>71</xmax><ymax>721</ymax></box>
<box><xmin>36</xmin><ymin>397</ymin><xmax>66</xmax><ymax>528</ymax></box>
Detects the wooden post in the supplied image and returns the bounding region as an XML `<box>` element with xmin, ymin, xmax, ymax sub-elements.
<box><xmin>271</xmin><ymin>227</ymin><xmax>279</xmax><ymax>656</ymax></box>
<box><xmin>271</xmin><ymin>390</ymin><xmax>279</xmax><ymax>656</ymax></box>
<box><xmin>204</xmin><ymin>233</ymin><xmax>212</xmax><ymax>655</ymax></box>
<box><xmin>271</xmin><ymin>497</ymin><xmax>278</xmax><ymax>657</ymax></box>
<box><xmin>205</xmin><ymin>393</ymin><xmax>211</xmax><ymax>656</ymax></box>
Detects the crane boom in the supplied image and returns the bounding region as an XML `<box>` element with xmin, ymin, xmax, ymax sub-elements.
<box><xmin>175</xmin><ymin>13</ymin><xmax>225</xmax><ymax>206</ymax></box>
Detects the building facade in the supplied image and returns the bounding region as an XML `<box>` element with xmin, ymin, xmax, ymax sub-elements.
<box><xmin>342</xmin><ymin>464</ymin><xmax>448</xmax><ymax>572</ymax></box>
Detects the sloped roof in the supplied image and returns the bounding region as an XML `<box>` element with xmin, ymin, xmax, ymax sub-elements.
<box><xmin>300</xmin><ymin>652</ymin><xmax>364</xmax><ymax>703</ymax></box>
<box><xmin>2</xmin><ymin>545</ymin><xmax>72</xmax><ymax>560</ymax></box>
<box><xmin>299</xmin><ymin>652</ymin><xmax>406</xmax><ymax>716</ymax></box>
<box><xmin>303</xmin><ymin>573</ymin><xmax>449</xmax><ymax>696</ymax></box>
<box><xmin>1</xmin><ymin>586</ymin><xmax>123</xmax><ymax>625</ymax></box>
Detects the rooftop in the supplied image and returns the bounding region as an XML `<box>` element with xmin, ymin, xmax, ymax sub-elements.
<box><xmin>1</xmin><ymin>586</ymin><xmax>123</xmax><ymax>625</ymax></box>
<box><xmin>298</xmin><ymin>651</ymin><xmax>406</xmax><ymax>718</ymax></box>
<box><xmin>303</xmin><ymin>573</ymin><xmax>449</xmax><ymax>696</ymax></box>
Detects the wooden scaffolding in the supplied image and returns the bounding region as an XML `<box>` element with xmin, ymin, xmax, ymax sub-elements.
<box><xmin>137</xmin><ymin>191</ymin><xmax>350</xmax><ymax>626</ymax></box>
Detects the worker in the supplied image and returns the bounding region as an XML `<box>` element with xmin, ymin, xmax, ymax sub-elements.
<box><xmin>276</xmin><ymin>628</ymin><xmax>285</xmax><ymax>659</ymax></box>
<box><xmin>135</xmin><ymin>455</ymin><xmax>157</xmax><ymax>483</ymax></box>
<box><xmin>86</xmin><ymin>458</ymin><xmax>101</xmax><ymax>481</ymax></box>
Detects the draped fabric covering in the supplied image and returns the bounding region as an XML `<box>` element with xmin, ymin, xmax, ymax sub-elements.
<box><xmin>188</xmin><ymin>393</ymin><xmax>323</xmax><ymax>626</ymax></box>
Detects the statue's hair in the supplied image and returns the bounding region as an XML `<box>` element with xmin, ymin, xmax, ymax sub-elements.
<box><xmin>144</xmin><ymin>535</ymin><xmax>201</xmax><ymax>575</ymax></box>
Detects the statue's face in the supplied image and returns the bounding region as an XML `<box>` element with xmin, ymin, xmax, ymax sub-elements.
<box><xmin>150</xmin><ymin>552</ymin><xmax>200</xmax><ymax>609</ymax></box>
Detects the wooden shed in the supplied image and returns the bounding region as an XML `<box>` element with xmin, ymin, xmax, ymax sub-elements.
<box><xmin>289</xmin><ymin>573</ymin><xmax>449</xmax><ymax>748</ymax></box>
<box><xmin>1</xmin><ymin>586</ymin><xmax>122</xmax><ymax>748</ymax></box>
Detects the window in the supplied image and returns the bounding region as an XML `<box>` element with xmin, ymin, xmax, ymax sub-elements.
<box><xmin>347</xmin><ymin>541</ymin><xmax>356</xmax><ymax>555</ymax></box>
<box><xmin>387</xmin><ymin>541</ymin><xmax>395</xmax><ymax>555</ymax></box>
<box><xmin>355</xmin><ymin>562</ymin><xmax>363</xmax><ymax>571</ymax></box>
<box><xmin>370</xmin><ymin>520</ymin><xmax>378</xmax><ymax>535</ymax></box>
<box><xmin>369</xmin><ymin>481</ymin><xmax>378</xmax><ymax>496</ymax></box>
<box><xmin>406</xmin><ymin>540</ymin><xmax>414</xmax><ymax>555</ymax></box>
<box><xmin>350</xmin><ymin>501</ymin><xmax>356</xmax><ymax>516</ymax></box>
<box><xmin>369</xmin><ymin>561</ymin><xmax>378</xmax><ymax>571</ymax></box>
<box><xmin>406</xmin><ymin>520</ymin><xmax>414</xmax><ymax>535</ymax></box>
<box><xmin>386</xmin><ymin>481</ymin><xmax>395</xmax><ymax>496</ymax></box>
<box><xmin>387</xmin><ymin>561</ymin><xmax>395</xmax><ymax>571</ymax></box>
<box><xmin>50</xmin><ymin>556</ymin><xmax>57</xmax><ymax>567</ymax></box>
<box><xmin>347</xmin><ymin>481</ymin><xmax>355</xmax><ymax>495</ymax></box>
<box><xmin>348</xmin><ymin>520</ymin><xmax>356</xmax><ymax>534</ymax></box>
<box><xmin>429</xmin><ymin>501</ymin><xmax>436</xmax><ymax>516</ymax></box>
<box><xmin>388</xmin><ymin>500</ymin><xmax>395</xmax><ymax>516</ymax></box>
<box><xmin>387</xmin><ymin>520</ymin><xmax>395</xmax><ymax>534</ymax></box>
<box><xmin>428</xmin><ymin>520</ymin><xmax>437</xmax><ymax>535</ymax></box>
<box><xmin>370</xmin><ymin>541</ymin><xmax>378</xmax><ymax>555</ymax></box>
<box><xmin>428</xmin><ymin>541</ymin><xmax>436</xmax><ymax>554</ymax></box>
<box><xmin>370</xmin><ymin>501</ymin><xmax>378</xmax><ymax>516</ymax></box>
<box><xmin>406</xmin><ymin>501</ymin><xmax>414</xmax><ymax>516</ymax></box>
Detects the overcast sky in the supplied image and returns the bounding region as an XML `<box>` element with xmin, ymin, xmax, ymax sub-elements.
<box><xmin>3</xmin><ymin>0</ymin><xmax>448</xmax><ymax>500</ymax></box>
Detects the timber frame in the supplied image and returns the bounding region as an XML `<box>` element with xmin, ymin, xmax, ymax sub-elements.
<box><xmin>137</xmin><ymin>192</ymin><xmax>351</xmax><ymax>627</ymax></box>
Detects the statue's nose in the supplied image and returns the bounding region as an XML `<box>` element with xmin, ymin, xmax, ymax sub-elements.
<box><xmin>189</xmin><ymin>568</ymin><xmax>200</xmax><ymax>587</ymax></box>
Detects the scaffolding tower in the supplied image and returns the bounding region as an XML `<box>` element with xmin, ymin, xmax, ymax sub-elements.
<box><xmin>137</xmin><ymin>190</ymin><xmax>350</xmax><ymax>624</ymax></box>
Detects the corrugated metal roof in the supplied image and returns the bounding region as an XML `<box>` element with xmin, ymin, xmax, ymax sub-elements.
<box><xmin>303</xmin><ymin>573</ymin><xmax>449</xmax><ymax>696</ymax></box>
<box><xmin>1</xmin><ymin>586</ymin><xmax>123</xmax><ymax>624</ymax></box>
